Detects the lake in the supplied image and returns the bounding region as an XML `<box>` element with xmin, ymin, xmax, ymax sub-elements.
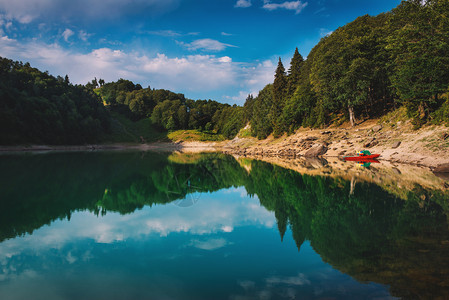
<box><xmin>0</xmin><ymin>151</ymin><xmax>448</xmax><ymax>299</ymax></box>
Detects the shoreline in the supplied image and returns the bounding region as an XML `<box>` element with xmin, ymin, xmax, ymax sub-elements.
<box><xmin>0</xmin><ymin>143</ymin><xmax>182</xmax><ymax>153</ymax></box>
<box><xmin>1</xmin><ymin>139</ymin><xmax>447</xmax><ymax>171</ymax></box>
<box><xmin>1</xmin><ymin>121</ymin><xmax>448</xmax><ymax>171</ymax></box>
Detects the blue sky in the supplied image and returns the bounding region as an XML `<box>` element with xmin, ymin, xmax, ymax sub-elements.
<box><xmin>0</xmin><ymin>0</ymin><xmax>401</xmax><ymax>104</ymax></box>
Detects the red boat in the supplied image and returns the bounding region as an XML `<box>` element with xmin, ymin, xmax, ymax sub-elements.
<box><xmin>344</xmin><ymin>154</ymin><xmax>380</xmax><ymax>161</ymax></box>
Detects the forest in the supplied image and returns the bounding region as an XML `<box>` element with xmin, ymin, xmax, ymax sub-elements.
<box><xmin>95</xmin><ymin>78</ymin><xmax>245</xmax><ymax>139</ymax></box>
<box><xmin>246</xmin><ymin>0</ymin><xmax>449</xmax><ymax>138</ymax></box>
<box><xmin>0</xmin><ymin>58</ymin><xmax>111</xmax><ymax>144</ymax></box>
<box><xmin>0</xmin><ymin>0</ymin><xmax>448</xmax><ymax>145</ymax></box>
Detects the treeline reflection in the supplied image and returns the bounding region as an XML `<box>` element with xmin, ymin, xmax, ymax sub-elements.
<box><xmin>1</xmin><ymin>152</ymin><xmax>448</xmax><ymax>298</ymax></box>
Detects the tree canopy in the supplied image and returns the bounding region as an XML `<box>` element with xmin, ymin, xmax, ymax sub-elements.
<box><xmin>244</xmin><ymin>0</ymin><xmax>449</xmax><ymax>138</ymax></box>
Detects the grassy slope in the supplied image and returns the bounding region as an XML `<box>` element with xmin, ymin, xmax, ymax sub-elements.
<box><xmin>103</xmin><ymin>112</ymin><xmax>225</xmax><ymax>144</ymax></box>
<box><xmin>102</xmin><ymin>111</ymin><xmax>168</xmax><ymax>144</ymax></box>
<box><xmin>167</xmin><ymin>130</ymin><xmax>225</xmax><ymax>142</ymax></box>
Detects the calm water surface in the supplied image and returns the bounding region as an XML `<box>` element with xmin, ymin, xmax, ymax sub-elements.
<box><xmin>0</xmin><ymin>152</ymin><xmax>448</xmax><ymax>299</ymax></box>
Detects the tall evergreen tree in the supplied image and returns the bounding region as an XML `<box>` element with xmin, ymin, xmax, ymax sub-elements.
<box><xmin>271</xmin><ymin>57</ymin><xmax>287</xmax><ymax>136</ymax></box>
<box><xmin>251</xmin><ymin>84</ymin><xmax>274</xmax><ymax>139</ymax></box>
<box><xmin>243</xmin><ymin>94</ymin><xmax>255</xmax><ymax>123</ymax></box>
<box><xmin>287</xmin><ymin>48</ymin><xmax>304</xmax><ymax>97</ymax></box>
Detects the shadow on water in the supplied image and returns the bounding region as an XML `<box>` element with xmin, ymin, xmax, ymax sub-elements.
<box><xmin>1</xmin><ymin>151</ymin><xmax>449</xmax><ymax>298</ymax></box>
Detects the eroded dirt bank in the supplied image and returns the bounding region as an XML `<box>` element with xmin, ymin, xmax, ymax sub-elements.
<box><xmin>199</xmin><ymin>120</ymin><xmax>449</xmax><ymax>169</ymax></box>
<box><xmin>2</xmin><ymin>119</ymin><xmax>448</xmax><ymax>171</ymax></box>
<box><xmin>177</xmin><ymin>120</ymin><xmax>449</xmax><ymax>196</ymax></box>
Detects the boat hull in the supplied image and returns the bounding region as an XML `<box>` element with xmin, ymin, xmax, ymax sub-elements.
<box><xmin>344</xmin><ymin>154</ymin><xmax>380</xmax><ymax>162</ymax></box>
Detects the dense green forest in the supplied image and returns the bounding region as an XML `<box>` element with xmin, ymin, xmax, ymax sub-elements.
<box><xmin>0</xmin><ymin>57</ymin><xmax>244</xmax><ymax>144</ymax></box>
<box><xmin>1</xmin><ymin>152</ymin><xmax>449</xmax><ymax>298</ymax></box>
<box><xmin>246</xmin><ymin>0</ymin><xmax>449</xmax><ymax>138</ymax></box>
<box><xmin>0</xmin><ymin>58</ymin><xmax>111</xmax><ymax>144</ymax></box>
<box><xmin>1</xmin><ymin>0</ymin><xmax>448</xmax><ymax>145</ymax></box>
<box><xmin>94</xmin><ymin>78</ymin><xmax>244</xmax><ymax>139</ymax></box>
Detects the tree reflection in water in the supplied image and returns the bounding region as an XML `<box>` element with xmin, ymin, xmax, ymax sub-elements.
<box><xmin>0</xmin><ymin>151</ymin><xmax>448</xmax><ymax>298</ymax></box>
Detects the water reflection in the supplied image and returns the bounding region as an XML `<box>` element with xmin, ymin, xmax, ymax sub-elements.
<box><xmin>0</xmin><ymin>152</ymin><xmax>448</xmax><ymax>299</ymax></box>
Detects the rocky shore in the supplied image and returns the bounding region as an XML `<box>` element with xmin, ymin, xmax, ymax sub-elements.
<box><xmin>212</xmin><ymin>120</ymin><xmax>449</xmax><ymax>172</ymax></box>
<box><xmin>2</xmin><ymin>119</ymin><xmax>448</xmax><ymax>173</ymax></box>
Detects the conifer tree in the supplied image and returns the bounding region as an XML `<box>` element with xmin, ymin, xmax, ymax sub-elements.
<box><xmin>271</xmin><ymin>57</ymin><xmax>287</xmax><ymax>136</ymax></box>
<box><xmin>287</xmin><ymin>47</ymin><xmax>304</xmax><ymax>97</ymax></box>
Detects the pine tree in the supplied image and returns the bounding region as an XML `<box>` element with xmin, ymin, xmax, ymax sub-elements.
<box><xmin>243</xmin><ymin>94</ymin><xmax>255</xmax><ymax>122</ymax></box>
<box><xmin>272</xmin><ymin>57</ymin><xmax>287</xmax><ymax>136</ymax></box>
<box><xmin>287</xmin><ymin>47</ymin><xmax>304</xmax><ymax>97</ymax></box>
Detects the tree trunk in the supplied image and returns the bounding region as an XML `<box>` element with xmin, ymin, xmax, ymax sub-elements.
<box><xmin>349</xmin><ymin>105</ymin><xmax>357</xmax><ymax>127</ymax></box>
<box><xmin>350</xmin><ymin>176</ymin><xmax>356</xmax><ymax>196</ymax></box>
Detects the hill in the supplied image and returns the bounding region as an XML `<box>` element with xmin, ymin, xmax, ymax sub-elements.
<box><xmin>0</xmin><ymin>0</ymin><xmax>448</xmax><ymax>146</ymax></box>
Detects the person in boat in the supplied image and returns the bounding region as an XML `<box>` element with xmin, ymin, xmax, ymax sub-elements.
<box><xmin>357</xmin><ymin>150</ymin><xmax>371</xmax><ymax>156</ymax></box>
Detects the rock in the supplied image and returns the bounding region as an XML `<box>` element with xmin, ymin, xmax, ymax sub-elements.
<box><xmin>338</xmin><ymin>150</ymin><xmax>346</xmax><ymax>155</ymax></box>
<box><xmin>434</xmin><ymin>163</ymin><xmax>449</xmax><ymax>173</ymax></box>
<box><xmin>304</xmin><ymin>144</ymin><xmax>328</xmax><ymax>157</ymax></box>
<box><xmin>441</xmin><ymin>132</ymin><xmax>449</xmax><ymax>140</ymax></box>
<box><xmin>372</xmin><ymin>125</ymin><xmax>382</xmax><ymax>132</ymax></box>
<box><xmin>392</xmin><ymin>141</ymin><xmax>401</xmax><ymax>149</ymax></box>
<box><xmin>305</xmin><ymin>157</ymin><xmax>329</xmax><ymax>169</ymax></box>
<box><xmin>364</xmin><ymin>138</ymin><xmax>378</xmax><ymax>148</ymax></box>
<box><xmin>392</xmin><ymin>167</ymin><xmax>401</xmax><ymax>175</ymax></box>
<box><xmin>321</xmin><ymin>131</ymin><xmax>331</xmax><ymax>135</ymax></box>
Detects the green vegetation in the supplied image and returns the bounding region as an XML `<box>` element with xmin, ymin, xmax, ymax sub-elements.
<box><xmin>0</xmin><ymin>58</ymin><xmax>246</xmax><ymax>144</ymax></box>
<box><xmin>0</xmin><ymin>58</ymin><xmax>110</xmax><ymax>145</ymax></box>
<box><xmin>167</xmin><ymin>130</ymin><xmax>225</xmax><ymax>142</ymax></box>
<box><xmin>431</xmin><ymin>92</ymin><xmax>449</xmax><ymax>126</ymax></box>
<box><xmin>103</xmin><ymin>110</ymin><xmax>168</xmax><ymax>143</ymax></box>
<box><xmin>244</xmin><ymin>0</ymin><xmax>449</xmax><ymax>138</ymax></box>
<box><xmin>94</xmin><ymin>78</ymin><xmax>245</xmax><ymax>139</ymax></box>
<box><xmin>1</xmin><ymin>1</ymin><xmax>448</xmax><ymax>145</ymax></box>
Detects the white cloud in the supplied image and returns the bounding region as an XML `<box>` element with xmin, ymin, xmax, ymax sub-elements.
<box><xmin>78</xmin><ymin>30</ymin><xmax>90</xmax><ymax>42</ymax></box>
<box><xmin>187</xmin><ymin>238</ymin><xmax>232</xmax><ymax>250</ymax></box>
<box><xmin>147</xmin><ymin>30</ymin><xmax>181</xmax><ymax>37</ymax></box>
<box><xmin>0</xmin><ymin>0</ymin><xmax>180</xmax><ymax>23</ymax></box>
<box><xmin>0</xmin><ymin>36</ymin><xmax>275</xmax><ymax>103</ymax></box>
<box><xmin>227</xmin><ymin>90</ymin><xmax>259</xmax><ymax>102</ymax></box>
<box><xmin>61</xmin><ymin>28</ymin><xmax>74</xmax><ymax>42</ymax></box>
<box><xmin>235</xmin><ymin>0</ymin><xmax>252</xmax><ymax>8</ymax></box>
<box><xmin>218</xmin><ymin>56</ymin><xmax>232</xmax><ymax>63</ymax></box>
<box><xmin>244</xmin><ymin>59</ymin><xmax>275</xmax><ymax>87</ymax></box>
<box><xmin>266</xmin><ymin>273</ymin><xmax>311</xmax><ymax>286</ymax></box>
<box><xmin>0</xmin><ymin>188</ymin><xmax>275</xmax><ymax>260</ymax></box>
<box><xmin>231</xmin><ymin>272</ymin><xmax>312</xmax><ymax>299</ymax></box>
<box><xmin>263</xmin><ymin>1</ymin><xmax>308</xmax><ymax>14</ymax></box>
<box><xmin>147</xmin><ymin>30</ymin><xmax>200</xmax><ymax>37</ymax></box>
<box><xmin>319</xmin><ymin>28</ymin><xmax>333</xmax><ymax>37</ymax></box>
<box><xmin>179</xmin><ymin>38</ymin><xmax>237</xmax><ymax>52</ymax></box>
<box><xmin>221</xmin><ymin>32</ymin><xmax>233</xmax><ymax>36</ymax></box>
